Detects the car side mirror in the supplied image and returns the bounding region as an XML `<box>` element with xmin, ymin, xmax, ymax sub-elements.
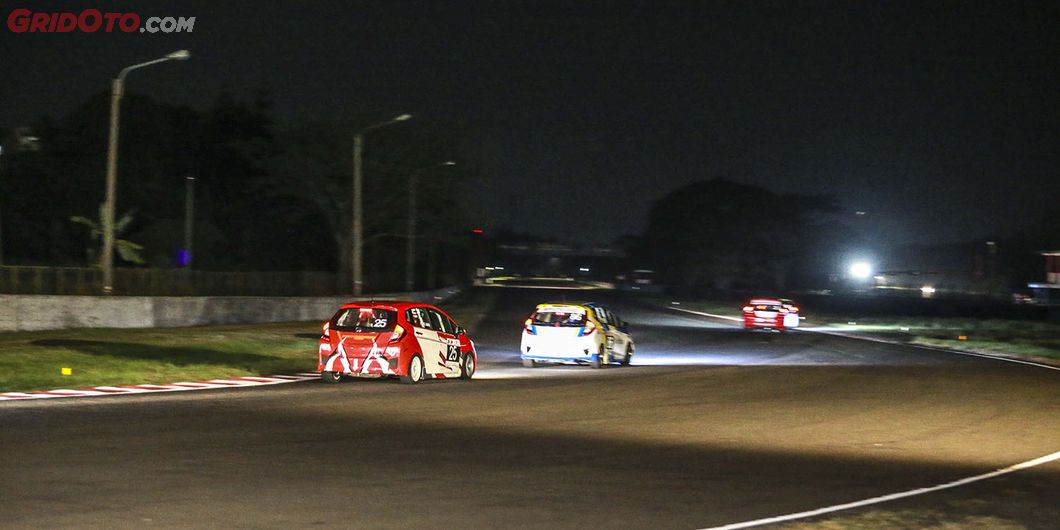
<box><xmin>456</xmin><ymin>327</ymin><xmax>467</xmax><ymax>336</ymax></box>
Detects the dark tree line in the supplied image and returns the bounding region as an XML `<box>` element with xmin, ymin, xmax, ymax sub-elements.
<box><xmin>637</xmin><ymin>178</ymin><xmax>855</xmax><ymax>292</ymax></box>
<box><xmin>634</xmin><ymin>178</ymin><xmax>1059</xmax><ymax>293</ymax></box>
<box><xmin>0</xmin><ymin>88</ymin><xmax>483</xmax><ymax>291</ymax></box>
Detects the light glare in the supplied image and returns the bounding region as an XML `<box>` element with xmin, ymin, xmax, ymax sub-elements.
<box><xmin>849</xmin><ymin>262</ymin><xmax>872</xmax><ymax>279</ymax></box>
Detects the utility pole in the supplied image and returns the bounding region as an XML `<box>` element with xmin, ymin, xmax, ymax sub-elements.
<box><xmin>405</xmin><ymin>161</ymin><xmax>454</xmax><ymax>292</ymax></box>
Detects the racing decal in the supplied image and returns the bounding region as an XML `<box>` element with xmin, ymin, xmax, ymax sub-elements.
<box><xmin>324</xmin><ymin>350</ymin><xmax>352</xmax><ymax>373</ymax></box>
<box><xmin>326</xmin><ymin>339</ymin><xmax>396</xmax><ymax>376</ymax></box>
<box><xmin>445</xmin><ymin>342</ymin><xmax>460</xmax><ymax>363</ymax></box>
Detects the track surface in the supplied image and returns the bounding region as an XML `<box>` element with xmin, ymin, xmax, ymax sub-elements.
<box><xmin>2</xmin><ymin>288</ymin><xmax>1058</xmax><ymax>529</ymax></box>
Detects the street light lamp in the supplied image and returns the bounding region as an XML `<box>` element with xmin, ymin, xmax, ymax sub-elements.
<box><xmin>849</xmin><ymin>261</ymin><xmax>872</xmax><ymax>280</ymax></box>
<box><xmin>101</xmin><ymin>49</ymin><xmax>191</xmax><ymax>294</ymax></box>
<box><xmin>405</xmin><ymin>161</ymin><xmax>455</xmax><ymax>292</ymax></box>
<box><xmin>351</xmin><ymin>113</ymin><xmax>412</xmax><ymax>295</ymax></box>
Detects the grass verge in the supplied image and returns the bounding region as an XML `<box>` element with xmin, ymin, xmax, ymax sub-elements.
<box><xmin>0</xmin><ymin>289</ymin><xmax>497</xmax><ymax>393</ymax></box>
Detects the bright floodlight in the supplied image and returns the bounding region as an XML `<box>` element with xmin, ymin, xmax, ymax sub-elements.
<box><xmin>849</xmin><ymin>262</ymin><xmax>872</xmax><ymax>279</ymax></box>
<box><xmin>166</xmin><ymin>50</ymin><xmax>191</xmax><ymax>60</ymax></box>
<box><xmin>442</xmin><ymin>160</ymin><xmax>456</xmax><ymax>166</ymax></box>
<box><xmin>394</xmin><ymin>113</ymin><xmax>412</xmax><ymax>122</ymax></box>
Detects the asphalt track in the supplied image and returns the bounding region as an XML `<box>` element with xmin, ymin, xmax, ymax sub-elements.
<box><xmin>1</xmin><ymin>288</ymin><xmax>1057</xmax><ymax>529</ymax></box>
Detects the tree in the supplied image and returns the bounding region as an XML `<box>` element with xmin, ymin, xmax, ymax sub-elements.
<box><xmin>257</xmin><ymin>119</ymin><xmax>482</xmax><ymax>290</ymax></box>
<box><xmin>69</xmin><ymin>204</ymin><xmax>145</xmax><ymax>265</ymax></box>
<box><xmin>641</xmin><ymin>178</ymin><xmax>843</xmax><ymax>291</ymax></box>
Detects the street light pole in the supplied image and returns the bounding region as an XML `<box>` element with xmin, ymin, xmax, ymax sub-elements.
<box><xmin>101</xmin><ymin>49</ymin><xmax>190</xmax><ymax>294</ymax></box>
<box><xmin>0</xmin><ymin>145</ymin><xmax>5</xmax><ymax>267</ymax></box>
<box><xmin>184</xmin><ymin>176</ymin><xmax>195</xmax><ymax>268</ymax></box>
<box><xmin>352</xmin><ymin>132</ymin><xmax>364</xmax><ymax>296</ymax></box>
<box><xmin>404</xmin><ymin>161</ymin><xmax>455</xmax><ymax>292</ymax></box>
<box><xmin>404</xmin><ymin>170</ymin><xmax>417</xmax><ymax>292</ymax></box>
<box><xmin>350</xmin><ymin>113</ymin><xmax>411</xmax><ymax>295</ymax></box>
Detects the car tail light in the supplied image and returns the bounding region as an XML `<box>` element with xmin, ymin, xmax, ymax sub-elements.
<box><xmin>389</xmin><ymin>324</ymin><xmax>406</xmax><ymax>343</ymax></box>
<box><xmin>578</xmin><ymin>320</ymin><xmax>597</xmax><ymax>337</ymax></box>
<box><xmin>742</xmin><ymin>305</ymin><xmax>753</xmax><ymax>313</ymax></box>
<box><xmin>524</xmin><ymin>318</ymin><xmax>536</xmax><ymax>335</ymax></box>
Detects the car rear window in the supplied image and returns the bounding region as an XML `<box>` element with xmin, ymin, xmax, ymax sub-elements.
<box><xmin>332</xmin><ymin>308</ymin><xmax>397</xmax><ymax>332</ymax></box>
<box><xmin>531</xmin><ymin>308</ymin><xmax>587</xmax><ymax>327</ymax></box>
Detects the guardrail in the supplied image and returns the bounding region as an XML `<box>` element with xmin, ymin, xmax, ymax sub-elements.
<box><xmin>0</xmin><ymin>266</ymin><xmax>343</xmax><ymax>296</ymax></box>
<box><xmin>0</xmin><ymin>286</ymin><xmax>463</xmax><ymax>332</ymax></box>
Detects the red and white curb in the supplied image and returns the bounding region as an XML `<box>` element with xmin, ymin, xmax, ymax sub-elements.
<box><xmin>0</xmin><ymin>372</ymin><xmax>320</xmax><ymax>401</ymax></box>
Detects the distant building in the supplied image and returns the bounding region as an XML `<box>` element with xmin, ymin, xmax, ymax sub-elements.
<box><xmin>1028</xmin><ymin>251</ymin><xmax>1060</xmax><ymax>305</ymax></box>
<box><xmin>871</xmin><ymin>270</ymin><xmax>993</xmax><ymax>298</ymax></box>
<box><xmin>477</xmin><ymin>240</ymin><xmax>626</xmax><ymax>280</ymax></box>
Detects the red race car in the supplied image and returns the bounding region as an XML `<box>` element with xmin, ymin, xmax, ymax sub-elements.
<box><xmin>317</xmin><ymin>301</ymin><xmax>476</xmax><ymax>384</ymax></box>
<box><xmin>742</xmin><ymin>298</ymin><xmax>801</xmax><ymax>331</ymax></box>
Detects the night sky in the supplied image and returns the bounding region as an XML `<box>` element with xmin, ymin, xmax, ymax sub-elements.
<box><xmin>3</xmin><ymin>1</ymin><xmax>1057</xmax><ymax>245</ymax></box>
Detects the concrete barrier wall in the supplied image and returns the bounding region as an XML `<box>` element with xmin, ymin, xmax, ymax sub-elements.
<box><xmin>0</xmin><ymin>287</ymin><xmax>461</xmax><ymax>332</ymax></box>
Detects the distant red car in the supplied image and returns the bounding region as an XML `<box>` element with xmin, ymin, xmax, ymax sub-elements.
<box><xmin>317</xmin><ymin>301</ymin><xmax>476</xmax><ymax>384</ymax></box>
<box><xmin>742</xmin><ymin>298</ymin><xmax>801</xmax><ymax>331</ymax></box>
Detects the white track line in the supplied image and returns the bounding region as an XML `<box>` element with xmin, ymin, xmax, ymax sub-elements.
<box><xmin>667</xmin><ymin>305</ymin><xmax>1060</xmax><ymax>527</ymax></box>
<box><xmin>668</xmin><ymin>306</ymin><xmax>742</xmax><ymax>322</ymax></box>
<box><xmin>700</xmin><ymin>451</ymin><xmax>1060</xmax><ymax>530</ymax></box>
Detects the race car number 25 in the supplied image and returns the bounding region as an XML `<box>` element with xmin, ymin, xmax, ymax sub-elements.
<box><xmin>446</xmin><ymin>344</ymin><xmax>460</xmax><ymax>362</ymax></box>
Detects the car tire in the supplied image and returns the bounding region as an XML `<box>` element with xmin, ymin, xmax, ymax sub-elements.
<box><xmin>522</xmin><ymin>358</ymin><xmax>537</xmax><ymax>368</ymax></box>
<box><xmin>591</xmin><ymin>345</ymin><xmax>606</xmax><ymax>369</ymax></box>
<box><xmin>400</xmin><ymin>355</ymin><xmax>424</xmax><ymax>385</ymax></box>
<box><xmin>460</xmin><ymin>353</ymin><xmax>476</xmax><ymax>380</ymax></box>
<box><xmin>620</xmin><ymin>345</ymin><xmax>633</xmax><ymax>366</ymax></box>
<box><xmin>320</xmin><ymin>371</ymin><xmax>342</xmax><ymax>384</ymax></box>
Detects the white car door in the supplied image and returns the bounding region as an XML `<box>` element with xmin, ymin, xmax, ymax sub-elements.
<box><xmin>427</xmin><ymin>308</ymin><xmax>463</xmax><ymax>376</ymax></box>
<box><xmin>592</xmin><ymin>307</ymin><xmax>624</xmax><ymax>359</ymax></box>
<box><xmin>407</xmin><ymin>307</ymin><xmax>446</xmax><ymax>375</ymax></box>
<box><xmin>608</xmin><ymin>310</ymin><xmax>632</xmax><ymax>358</ymax></box>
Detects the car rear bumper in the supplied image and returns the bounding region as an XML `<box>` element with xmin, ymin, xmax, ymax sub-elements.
<box><xmin>520</xmin><ymin>334</ymin><xmax>600</xmax><ymax>362</ymax></box>
<box><xmin>521</xmin><ymin>352</ymin><xmax>598</xmax><ymax>361</ymax></box>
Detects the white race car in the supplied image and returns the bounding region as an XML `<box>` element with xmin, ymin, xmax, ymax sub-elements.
<box><xmin>520</xmin><ymin>302</ymin><xmax>634</xmax><ymax>368</ymax></box>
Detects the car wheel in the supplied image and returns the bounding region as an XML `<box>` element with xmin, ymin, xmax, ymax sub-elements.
<box><xmin>460</xmin><ymin>353</ymin><xmax>476</xmax><ymax>380</ymax></box>
<box><xmin>320</xmin><ymin>371</ymin><xmax>342</xmax><ymax>384</ymax></box>
<box><xmin>620</xmin><ymin>345</ymin><xmax>633</xmax><ymax>366</ymax></box>
<box><xmin>591</xmin><ymin>345</ymin><xmax>606</xmax><ymax>369</ymax></box>
<box><xmin>400</xmin><ymin>355</ymin><xmax>424</xmax><ymax>385</ymax></box>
